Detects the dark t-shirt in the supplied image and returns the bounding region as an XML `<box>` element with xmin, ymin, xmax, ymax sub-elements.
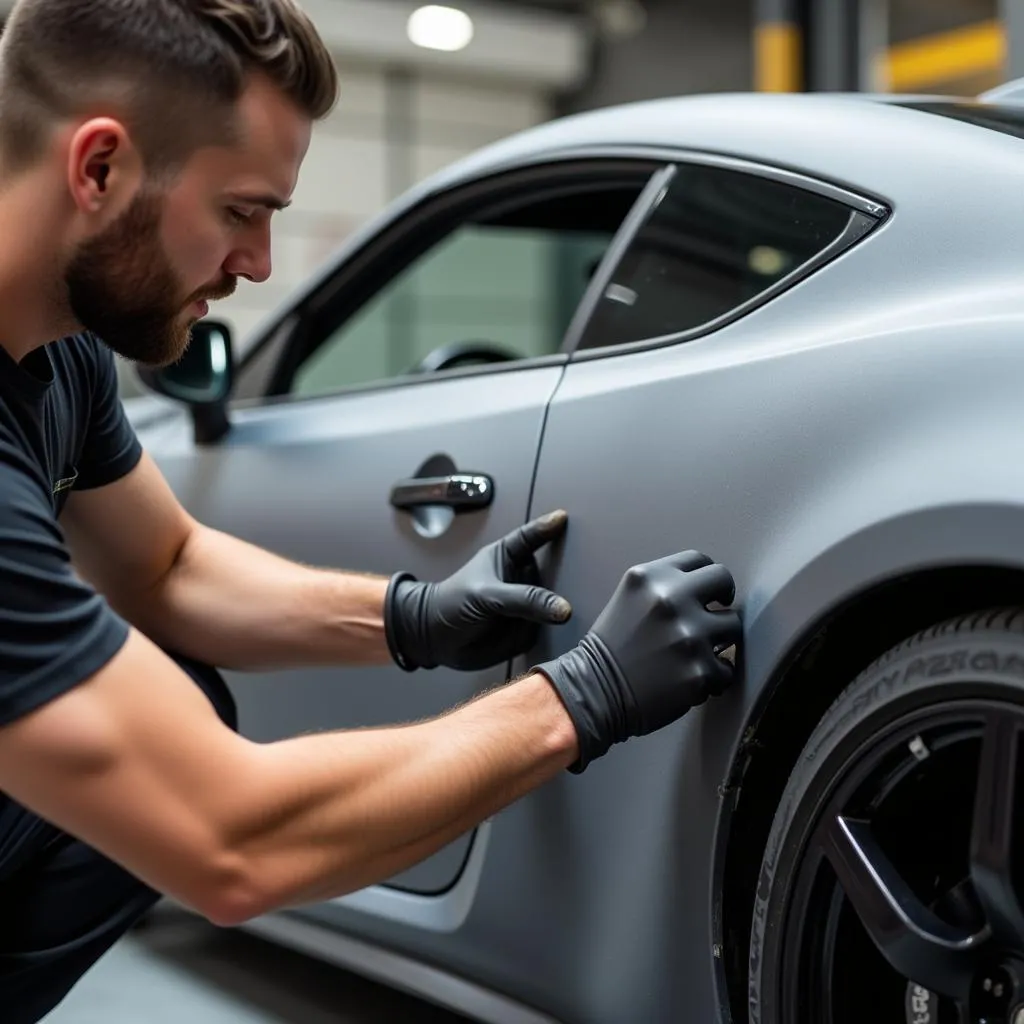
<box><xmin>0</xmin><ymin>333</ymin><xmax>141</xmax><ymax>728</ymax></box>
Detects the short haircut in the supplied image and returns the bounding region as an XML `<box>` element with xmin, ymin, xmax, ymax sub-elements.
<box><xmin>0</xmin><ymin>0</ymin><xmax>340</xmax><ymax>176</ymax></box>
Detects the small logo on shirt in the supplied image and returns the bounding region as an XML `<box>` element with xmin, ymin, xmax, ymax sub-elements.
<box><xmin>52</xmin><ymin>469</ymin><xmax>79</xmax><ymax>496</ymax></box>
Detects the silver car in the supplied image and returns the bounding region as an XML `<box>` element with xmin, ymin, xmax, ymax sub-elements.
<box><xmin>127</xmin><ymin>81</ymin><xmax>1024</xmax><ymax>1024</ymax></box>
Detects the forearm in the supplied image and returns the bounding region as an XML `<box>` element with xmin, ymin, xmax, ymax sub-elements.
<box><xmin>228</xmin><ymin>672</ymin><xmax>577</xmax><ymax>913</ymax></box>
<box><xmin>137</xmin><ymin>525</ymin><xmax>392</xmax><ymax>671</ymax></box>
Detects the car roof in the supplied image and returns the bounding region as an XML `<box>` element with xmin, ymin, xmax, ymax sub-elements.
<box><xmin>416</xmin><ymin>90</ymin><xmax>1024</xmax><ymax>203</ymax></box>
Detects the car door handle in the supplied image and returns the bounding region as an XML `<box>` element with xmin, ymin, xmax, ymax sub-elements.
<box><xmin>389</xmin><ymin>474</ymin><xmax>494</xmax><ymax>512</ymax></box>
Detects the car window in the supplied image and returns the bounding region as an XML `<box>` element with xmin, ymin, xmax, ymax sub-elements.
<box><xmin>895</xmin><ymin>100</ymin><xmax>1024</xmax><ymax>139</ymax></box>
<box><xmin>575</xmin><ymin>162</ymin><xmax>855</xmax><ymax>352</ymax></box>
<box><xmin>287</xmin><ymin>180</ymin><xmax>648</xmax><ymax>399</ymax></box>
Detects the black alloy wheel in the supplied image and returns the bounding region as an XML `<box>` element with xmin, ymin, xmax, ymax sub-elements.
<box><xmin>748</xmin><ymin>609</ymin><xmax>1024</xmax><ymax>1024</ymax></box>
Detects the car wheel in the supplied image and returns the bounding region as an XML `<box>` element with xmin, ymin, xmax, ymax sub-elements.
<box><xmin>748</xmin><ymin>608</ymin><xmax>1024</xmax><ymax>1024</ymax></box>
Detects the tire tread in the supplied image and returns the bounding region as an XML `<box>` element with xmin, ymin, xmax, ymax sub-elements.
<box><xmin>811</xmin><ymin>606</ymin><xmax>1024</xmax><ymax>729</ymax></box>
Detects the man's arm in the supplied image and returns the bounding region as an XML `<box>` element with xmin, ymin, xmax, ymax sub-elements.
<box><xmin>63</xmin><ymin>452</ymin><xmax>572</xmax><ymax>674</ymax></box>
<box><xmin>0</xmin><ymin>628</ymin><xmax>577</xmax><ymax>926</ymax></box>
<box><xmin>63</xmin><ymin>453</ymin><xmax>394</xmax><ymax>669</ymax></box>
<box><xmin>0</xmin><ymin>546</ymin><xmax>740</xmax><ymax>926</ymax></box>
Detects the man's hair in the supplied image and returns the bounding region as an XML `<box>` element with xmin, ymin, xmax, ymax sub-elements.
<box><xmin>0</xmin><ymin>0</ymin><xmax>339</xmax><ymax>176</ymax></box>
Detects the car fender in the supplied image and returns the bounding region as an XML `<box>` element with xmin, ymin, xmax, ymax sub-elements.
<box><xmin>705</xmin><ymin>492</ymin><xmax>1024</xmax><ymax>1019</ymax></box>
<box><xmin>741</xmin><ymin>499</ymin><xmax>1024</xmax><ymax>713</ymax></box>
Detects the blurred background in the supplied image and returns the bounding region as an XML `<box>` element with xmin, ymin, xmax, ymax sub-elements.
<box><xmin>92</xmin><ymin>0</ymin><xmax>1015</xmax><ymax>397</ymax></box>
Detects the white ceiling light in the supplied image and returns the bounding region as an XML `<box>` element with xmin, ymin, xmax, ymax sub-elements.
<box><xmin>407</xmin><ymin>5</ymin><xmax>475</xmax><ymax>52</ymax></box>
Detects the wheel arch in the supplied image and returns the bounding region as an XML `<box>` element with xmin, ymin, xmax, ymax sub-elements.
<box><xmin>713</xmin><ymin>504</ymin><xmax>1024</xmax><ymax>1022</ymax></box>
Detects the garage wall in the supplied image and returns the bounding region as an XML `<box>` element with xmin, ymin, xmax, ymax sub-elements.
<box><xmin>560</xmin><ymin>0</ymin><xmax>753</xmax><ymax>115</ymax></box>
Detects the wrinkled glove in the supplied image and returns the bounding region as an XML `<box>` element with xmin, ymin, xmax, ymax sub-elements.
<box><xmin>385</xmin><ymin>510</ymin><xmax>572</xmax><ymax>672</ymax></box>
<box><xmin>532</xmin><ymin>550</ymin><xmax>741</xmax><ymax>773</ymax></box>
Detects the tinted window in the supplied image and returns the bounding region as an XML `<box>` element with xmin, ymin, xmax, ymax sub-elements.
<box><xmin>896</xmin><ymin>101</ymin><xmax>1024</xmax><ymax>139</ymax></box>
<box><xmin>576</xmin><ymin>163</ymin><xmax>853</xmax><ymax>352</ymax></box>
<box><xmin>289</xmin><ymin>182</ymin><xmax>646</xmax><ymax>399</ymax></box>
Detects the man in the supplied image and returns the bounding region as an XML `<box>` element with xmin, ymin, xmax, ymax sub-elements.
<box><xmin>0</xmin><ymin>1</ymin><xmax>743</xmax><ymax>1021</ymax></box>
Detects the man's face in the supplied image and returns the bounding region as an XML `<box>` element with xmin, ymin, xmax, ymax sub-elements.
<box><xmin>63</xmin><ymin>188</ymin><xmax>235</xmax><ymax>367</ymax></box>
<box><xmin>64</xmin><ymin>75</ymin><xmax>311</xmax><ymax>368</ymax></box>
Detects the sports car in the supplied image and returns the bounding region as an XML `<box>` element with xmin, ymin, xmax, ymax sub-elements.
<box><xmin>126</xmin><ymin>80</ymin><xmax>1024</xmax><ymax>1024</ymax></box>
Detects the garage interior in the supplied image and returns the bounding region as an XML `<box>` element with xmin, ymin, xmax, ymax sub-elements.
<box><xmin>13</xmin><ymin>0</ymin><xmax>1019</xmax><ymax>1021</ymax></box>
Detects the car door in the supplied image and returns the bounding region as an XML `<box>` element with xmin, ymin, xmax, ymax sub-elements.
<box><xmin>143</xmin><ymin>157</ymin><xmax>661</xmax><ymax>897</ymax></box>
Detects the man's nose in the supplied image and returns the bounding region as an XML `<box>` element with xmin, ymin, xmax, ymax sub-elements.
<box><xmin>225</xmin><ymin>234</ymin><xmax>272</xmax><ymax>284</ymax></box>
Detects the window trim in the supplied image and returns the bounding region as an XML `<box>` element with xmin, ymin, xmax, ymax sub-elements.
<box><xmin>244</xmin><ymin>158</ymin><xmax>666</xmax><ymax>406</ymax></box>
<box><xmin>560</xmin><ymin>163</ymin><xmax>678</xmax><ymax>356</ymax></box>
<box><xmin>560</xmin><ymin>148</ymin><xmax>890</xmax><ymax>361</ymax></box>
<box><xmin>553</xmin><ymin>145</ymin><xmax>890</xmax><ymax>218</ymax></box>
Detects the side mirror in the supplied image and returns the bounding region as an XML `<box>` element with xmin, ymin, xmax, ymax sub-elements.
<box><xmin>136</xmin><ymin>320</ymin><xmax>235</xmax><ymax>444</ymax></box>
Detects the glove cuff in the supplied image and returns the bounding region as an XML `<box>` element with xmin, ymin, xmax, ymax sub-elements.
<box><xmin>384</xmin><ymin>572</ymin><xmax>420</xmax><ymax>672</ymax></box>
<box><xmin>532</xmin><ymin>635</ymin><xmax>630</xmax><ymax>775</ymax></box>
<box><xmin>532</xmin><ymin>656</ymin><xmax>592</xmax><ymax>774</ymax></box>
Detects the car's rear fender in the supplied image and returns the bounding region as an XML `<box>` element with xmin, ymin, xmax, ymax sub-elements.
<box><xmin>711</xmin><ymin>500</ymin><xmax>1024</xmax><ymax>1022</ymax></box>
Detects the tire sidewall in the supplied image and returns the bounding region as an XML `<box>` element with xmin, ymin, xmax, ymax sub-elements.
<box><xmin>748</xmin><ymin>628</ymin><xmax>1024</xmax><ymax>1024</ymax></box>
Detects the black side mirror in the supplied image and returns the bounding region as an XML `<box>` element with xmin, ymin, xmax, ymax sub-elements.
<box><xmin>136</xmin><ymin>320</ymin><xmax>235</xmax><ymax>444</ymax></box>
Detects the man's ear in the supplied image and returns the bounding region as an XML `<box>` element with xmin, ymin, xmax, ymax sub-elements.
<box><xmin>66</xmin><ymin>117</ymin><xmax>142</xmax><ymax>215</ymax></box>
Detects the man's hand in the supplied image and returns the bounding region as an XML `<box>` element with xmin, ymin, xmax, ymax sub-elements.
<box><xmin>532</xmin><ymin>550</ymin><xmax>742</xmax><ymax>773</ymax></box>
<box><xmin>385</xmin><ymin>510</ymin><xmax>572</xmax><ymax>671</ymax></box>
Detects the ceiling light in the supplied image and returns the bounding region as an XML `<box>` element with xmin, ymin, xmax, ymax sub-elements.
<box><xmin>407</xmin><ymin>5</ymin><xmax>475</xmax><ymax>52</ymax></box>
<box><xmin>594</xmin><ymin>0</ymin><xmax>647</xmax><ymax>40</ymax></box>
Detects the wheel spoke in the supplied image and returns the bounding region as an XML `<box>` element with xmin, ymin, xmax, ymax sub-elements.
<box><xmin>820</xmin><ymin>814</ymin><xmax>986</xmax><ymax>1000</ymax></box>
<box><xmin>969</xmin><ymin>710</ymin><xmax>1024</xmax><ymax>947</ymax></box>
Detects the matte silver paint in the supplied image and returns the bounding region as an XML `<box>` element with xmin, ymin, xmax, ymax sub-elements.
<box><xmin>128</xmin><ymin>90</ymin><xmax>1024</xmax><ymax>1023</ymax></box>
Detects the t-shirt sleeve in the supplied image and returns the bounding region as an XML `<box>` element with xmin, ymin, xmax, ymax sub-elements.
<box><xmin>0</xmin><ymin>440</ymin><xmax>131</xmax><ymax>727</ymax></box>
<box><xmin>75</xmin><ymin>338</ymin><xmax>143</xmax><ymax>491</ymax></box>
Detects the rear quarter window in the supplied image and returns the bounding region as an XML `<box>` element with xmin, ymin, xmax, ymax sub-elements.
<box><xmin>576</xmin><ymin>162</ymin><xmax>858</xmax><ymax>352</ymax></box>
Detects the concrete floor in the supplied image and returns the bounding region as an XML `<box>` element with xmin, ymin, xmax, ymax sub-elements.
<box><xmin>43</xmin><ymin>906</ymin><xmax>470</xmax><ymax>1024</ymax></box>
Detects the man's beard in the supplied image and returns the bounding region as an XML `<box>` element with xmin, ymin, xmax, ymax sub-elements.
<box><xmin>63</xmin><ymin>189</ymin><xmax>236</xmax><ymax>368</ymax></box>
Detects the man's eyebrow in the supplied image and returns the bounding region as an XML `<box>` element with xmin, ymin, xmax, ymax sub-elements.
<box><xmin>228</xmin><ymin>192</ymin><xmax>292</xmax><ymax>211</ymax></box>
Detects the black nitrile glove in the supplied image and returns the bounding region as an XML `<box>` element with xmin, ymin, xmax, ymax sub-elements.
<box><xmin>532</xmin><ymin>550</ymin><xmax>741</xmax><ymax>773</ymax></box>
<box><xmin>385</xmin><ymin>510</ymin><xmax>572</xmax><ymax>672</ymax></box>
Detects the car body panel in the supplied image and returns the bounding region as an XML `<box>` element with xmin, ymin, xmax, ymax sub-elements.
<box><xmin>126</xmin><ymin>91</ymin><xmax>1024</xmax><ymax>1023</ymax></box>
<box><xmin>524</xmin><ymin>319</ymin><xmax>1024</xmax><ymax>1022</ymax></box>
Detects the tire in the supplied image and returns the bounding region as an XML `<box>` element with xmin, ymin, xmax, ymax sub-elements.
<box><xmin>748</xmin><ymin>608</ymin><xmax>1024</xmax><ymax>1024</ymax></box>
